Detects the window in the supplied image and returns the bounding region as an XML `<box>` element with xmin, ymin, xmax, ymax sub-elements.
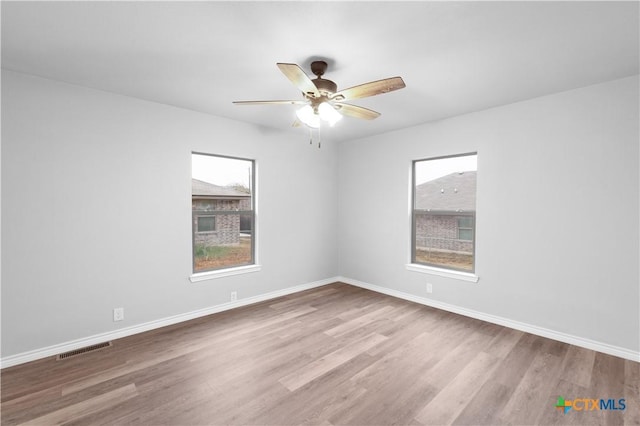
<box><xmin>192</xmin><ymin>153</ymin><xmax>255</xmax><ymax>273</ymax></box>
<box><xmin>412</xmin><ymin>153</ymin><xmax>477</xmax><ymax>272</ymax></box>
<box><xmin>457</xmin><ymin>216</ymin><xmax>473</xmax><ymax>241</ymax></box>
<box><xmin>196</xmin><ymin>216</ymin><xmax>216</xmax><ymax>233</ymax></box>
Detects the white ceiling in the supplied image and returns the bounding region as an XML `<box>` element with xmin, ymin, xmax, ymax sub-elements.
<box><xmin>2</xmin><ymin>1</ymin><xmax>638</xmax><ymax>143</ymax></box>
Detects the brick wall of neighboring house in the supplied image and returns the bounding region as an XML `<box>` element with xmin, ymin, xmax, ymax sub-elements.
<box><xmin>193</xmin><ymin>199</ymin><xmax>244</xmax><ymax>212</ymax></box>
<box><xmin>193</xmin><ymin>198</ymin><xmax>246</xmax><ymax>246</ymax></box>
<box><xmin>238</xmin><ymin>198</ymin><xmax>251</xmax><ymax>210</ymax></box>
<box><xmin>415</xmin><ymin>213</ymin><xmax>473</xmax><ymax>254</ymax></box>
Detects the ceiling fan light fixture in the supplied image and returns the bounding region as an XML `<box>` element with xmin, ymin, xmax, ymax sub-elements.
<box><xmin>318</xmin><ymin>102</ymin><xmax>343</xmax><ymax>127</ymax></box>
<box><xmin>296</xmin><ymin>104</ymin><xmax>320</xmax><ymax>128</ymax></box>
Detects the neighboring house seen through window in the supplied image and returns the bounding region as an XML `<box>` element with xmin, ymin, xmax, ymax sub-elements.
<box><xmin>192</xmin><ymin>153</ymin><xmax>255</xmax><ymax>273</ymax></box>
<box><xmin>412</xmin><ymin>153</ymin><xmax>477</xmax><ymax>272</ymax></box>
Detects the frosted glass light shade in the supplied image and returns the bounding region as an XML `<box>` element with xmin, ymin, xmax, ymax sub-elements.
<box><xmin>318</xmin><ymin>102</ymin><xmax>342</xmax><ymax>127</ymax></box>
<box><xmin>296</xmin><ymin>105</ymin><xmax>320</xmax><ymax>129</ymax></box>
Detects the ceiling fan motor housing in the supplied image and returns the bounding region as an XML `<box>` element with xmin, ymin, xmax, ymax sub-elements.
<box><xmin>309</xmin><ymin>60</ymin><xmax>337</xmax><ymax>96</ymax></box>
<box><xmin>312</xmin><ymin>78</ymin><xmax>337</xmax><ymax>95</ymax></box>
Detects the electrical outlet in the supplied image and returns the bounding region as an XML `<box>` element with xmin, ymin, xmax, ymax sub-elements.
<box><xmin>230</xmin><ymin>291</ymin><xmax>237</xmax><ymax>302</ymax></box>
<box><xmin>426</xmin><ymin>283</ymin><xmax>433</xmax><ymax>294</ymax></box>
<box><xmin>113</xmin><ymin>307</ymin><xmax>124</xmax><ymax>322</ymax></box>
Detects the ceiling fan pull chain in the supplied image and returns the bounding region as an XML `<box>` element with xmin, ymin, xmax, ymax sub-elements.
<box><xmin>318</xmin><ymin>126</ymin><xmax>322</xmax><ymax>149</ymax></box>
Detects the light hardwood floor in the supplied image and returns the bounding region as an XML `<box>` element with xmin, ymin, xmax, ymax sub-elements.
<box><xmin>2</xmin><ymin>283</ymin><xmax>638</xmax><ymax>425</ymax></box>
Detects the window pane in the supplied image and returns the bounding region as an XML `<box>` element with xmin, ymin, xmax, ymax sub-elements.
<box><xmin>193</xmin><ymin>213</ymin><xmax>253</xmax><ymax>271</ymax></box>
<box><xmin>458</xmin><ymin>228</ymin><xmax>473</xmax><ymax>241</ymax></box>
<box><xmin>192</xmin><ymin>153</ymin><xmax>254</xmax><ymax>273</ymax></box>
<box><xmin>413</xmin><ymin>153</ymin><xmax>477</xmax><ymax>272</ymax></box>
<box><xmin>457</xmin><ymin>217</ymin><xmax>472</xmax><ymax>229</ymax></box>
<box><xmin>197</xmin><ymin>216</ymin><xmax>216</xmax><ymax>233</ymax></box>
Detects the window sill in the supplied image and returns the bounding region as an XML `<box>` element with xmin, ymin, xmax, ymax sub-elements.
<box><xmin>406</xmin><ymin>263</ymin><xmax>479</xmax><ymax>282</ymax></box>
<box><xmin>190</xmin><ymin>264</ymin><xmax>261</xmax><ymax>282</ymax></box>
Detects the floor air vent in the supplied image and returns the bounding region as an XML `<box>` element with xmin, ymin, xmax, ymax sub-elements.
<box><xmin>56</xmin><ymin>341</ymin><xmax>112</xmax><ymax>360</ymax></box>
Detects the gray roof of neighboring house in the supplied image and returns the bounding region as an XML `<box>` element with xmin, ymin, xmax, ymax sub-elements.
<box><xmin>415</xmin><ymin>171</ymin><xmax>476</xmax><ymax>211</ymax></box>
<box><xmin>192</xmin><ymin>179</ymin><xmax>250</xmax><ymax>198</ymax></box>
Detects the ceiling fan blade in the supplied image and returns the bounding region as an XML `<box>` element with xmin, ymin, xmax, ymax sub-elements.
<box><xmin>292</xmin><ymin>119</ymin><xmax>302</xmax><ymax>128</ymax></box>
<box><xmin>331</xmin><ymin>77</ymin><xmax>405</xmax><ymax>101</ymax></box>
<box><xmin>233</xmin><ymin>100</ymin><xmax>306</xmax><ymax>105</ymax></box>
<box><xmin>277</xmin><ymin>63</ymin><xmax>320</xmax><ymax>98</ymax></box>
<box><xmin>334</xmin><ymin>103</ymin><xmax>381</xmax><ymax>120</ymax></box>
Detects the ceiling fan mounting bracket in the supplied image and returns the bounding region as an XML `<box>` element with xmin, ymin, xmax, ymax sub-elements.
<box><xmin>310</xmin><ymin>61</ymin><xmax>328</xmax><ymax>78</ymax></box>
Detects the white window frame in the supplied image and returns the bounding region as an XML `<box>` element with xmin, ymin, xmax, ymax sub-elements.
<box><xmin>407</xmin><ymin>153</ymin><xmax>479</xmax><ymax>282</ymax></box>
<box><xmin>189</xmin><ymin>153</ymin><xmax>260</xmax><ymax>282</ymax></box>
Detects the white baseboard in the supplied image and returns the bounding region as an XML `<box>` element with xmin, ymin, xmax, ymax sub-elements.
<box><xmin>4</xmin><ymin>275</ymin><xmax>638</xmax><ymax>368</ymax></box>
<box><xmin>1</xmin><ymin>277</ymin><xmax>339</xmax><ymax>369</ymax></box>
<box><xmin>338</xmin><ymin>276</ymin><xmax>640</xmax><ymax>363</ymax></box>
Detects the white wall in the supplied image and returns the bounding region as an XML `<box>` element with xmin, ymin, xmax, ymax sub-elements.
<box><xmin>338</xmin><ymin>76</ymin><xmax>639</xmax><ymax>353</ymax></box>
<box><xmin>1</xmin><ymin>70</ymin><xmax>339</xmax><ymax>357</ymax></box>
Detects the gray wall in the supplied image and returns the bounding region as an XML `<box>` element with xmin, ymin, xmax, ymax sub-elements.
<box><xmin>1</xmin><ymin>70</ymin><xmax>339</xmax><ymax>357</ymax></box>
<box><xmin>338</xmin><ymin>75</ymin><xmax>639</xmax><ymax>353</ymax></box>
<box><xmin>2</xmin><ymin>70</ymin><xmax>638</xmax><ymax>359</ymax></box>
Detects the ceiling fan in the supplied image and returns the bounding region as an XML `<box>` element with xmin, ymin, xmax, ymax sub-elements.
<box><xmin>233</xmin><ymin>60</ymin><xmax>406</xmax><ymax>130</ymax></box>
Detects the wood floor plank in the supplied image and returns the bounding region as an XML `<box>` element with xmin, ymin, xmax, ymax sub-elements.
<box><xmin>335</xmin><ymin>348</ymin><xmax>439</xmax><ymax>426</ymax></box>
<box><xmin>498</xmin><ymin>351</ymin><xmax>564</xmax><ymax>425</ymax></box>
<box><xmin>268</xmin><ymin>286</ymin><xmax>339</xmax><ymax>310</ymax></box>
<box><xmin>419</xmin><ymin>330</ymin><xmax>495</xmax><ymax>390</ymax></box>
<box><xmin>484</xmin><ymin>327</ymin><xmax>524</xmax><ymax>359</ymax></box>
<box><xmin>60</xmin><ymin>337</ymin><xmax>217</xmax><ymax>396</ymax></box>
<box><xmin>559</xmin><ymin>344</ymin><xmax>596</xmax><ymax>388</ymax></box>
<box><xmin>244</xmin><ymin>355</ymin><xmax>373</xmax><ymax>426</ymax></box>
<box><xmin>623</xmin><ymin>360</ymin><xmax>640</xmax><ymax>425</ymax></box>
<box><xmin>279</xmin><ymin>332</ymin><xmax>388</xmax><ymax>391</ymax></box>
<box><xmin>89</xmin><ymin>380</ymin><xmax>214</xmax><ymax>426</ymax></box>
<box><xmin>2</xmin><ymin>283</ymin><xmax>637</xmax><ymax>426</ymax></box>
<box><xmin>451</xmin><ymin>380</ymin><xmax>512</xmax><ymax>425</ymax></box>
<box><xmin>1</xmin><ymin>348</ymin><xmax>127</xmax><ymax>403</ymax></box>
<box><xmin>588</xmin><ymin>352</ymin><xmax>626</xmax><ymax>425</ymax></box>
<box><xmin>324</xmin><ymin>305</ymin><xmax>396</xmax><ymax>337</ymax></box>
<box><xmin>0</xmin><ymin>386</ymin><xmax>63</xmax><ymax>416</ymax></box>
<box><xmin>535</xmin><ymin>379</ymin><xmax>592</xmax><ymax>426</ymax></box>
<box><xmin>18</xmin><ymin>384</ymin><xmax>138</xmax><ymax>426</ymax></box>
<box><xmin>350</xmin><ymin>331</ymin><xmax>436</xmax><ymax>389</ymax></box>
<box><xmin>491</xmin><ymin>333</ymin><xmax>545</xmax><ymax>389</ymax></box>
<box><xmin>365</xmin><ymin>305</ymin><xmax>449</xmax><ymax>359</ymax></box>
<box><xmin>414</xmin><ymin>351</ymin><xmax>500</xmax><ymax>425</ymax></box>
